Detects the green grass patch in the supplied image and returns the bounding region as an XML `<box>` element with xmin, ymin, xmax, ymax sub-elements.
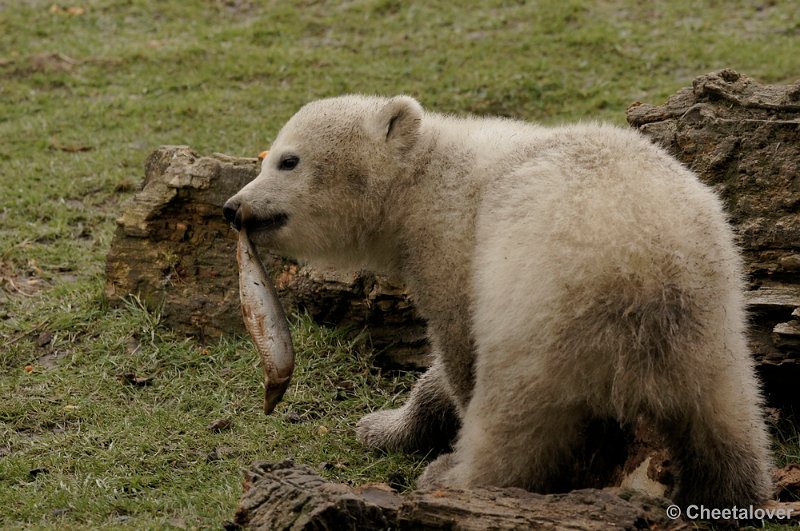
<box><xmin>1</xmin><ymin>297</ymin><xmax>418</xmax><ymax>528</ymax></box>
<box><xmin>2</xmin><ymin>0</ymin><xmax>799</xmax><ymax>527</ymax></box>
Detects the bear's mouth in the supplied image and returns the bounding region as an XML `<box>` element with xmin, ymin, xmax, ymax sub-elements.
<box><xmin>242</xmin><ymin>212</ymin><xmax>289</xmax><ymax>234</ymax></box>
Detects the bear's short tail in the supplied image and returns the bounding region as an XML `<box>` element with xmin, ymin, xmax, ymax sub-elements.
<box><xmin>578</xmin><ymin>256</ymin><xmax>709</xmax><ymax>418</ymax></box>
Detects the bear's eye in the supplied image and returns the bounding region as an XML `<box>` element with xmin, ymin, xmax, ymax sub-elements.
<box><xmin>278</xmin><ymin>155</ymin><xmax>299</xmax><ymax>171</ymax></box>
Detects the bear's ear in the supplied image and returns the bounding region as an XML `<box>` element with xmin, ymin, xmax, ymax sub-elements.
<box><xmin>373</xmin><ymin>96</ymin><xmax>423</xmax><ymax>153</ymax></box>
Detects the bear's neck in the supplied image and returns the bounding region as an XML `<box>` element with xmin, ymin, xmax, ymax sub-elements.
<box><xmin>375</xmin><ymin>114</ymin><xmax>545</xmax><ymax>309</ymax></box>
<box><xmin>373</xmin><ymin>119</ymin><xmax>480</xmax><ymax>306</ymax></box>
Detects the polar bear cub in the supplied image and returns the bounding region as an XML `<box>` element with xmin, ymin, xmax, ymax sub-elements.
<box><xmin>223</xmin><ymin>95</ymin><xmax>772</xmax><ymax>507</ymax></box>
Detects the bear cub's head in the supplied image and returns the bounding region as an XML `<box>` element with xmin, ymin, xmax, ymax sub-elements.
<box><xmin>224</xmin><ymin>94</ymin><xmax>423</xmax><ymax>268</ymax></box>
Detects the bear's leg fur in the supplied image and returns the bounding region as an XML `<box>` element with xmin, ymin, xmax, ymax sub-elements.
<box><xmin>420</xmin><ymin>350</ymin><xmax>773</xmax><ymax>504</ymax></box>
<box><xmin>417</xmin><ymin>378</ymin><xmax>589</xmax><ymax>491</ymax></box>
<box><xmin>356</xmin><ymin>358</ymin><xmax>460</xmax><ymax>454</ymax></box>
<box><xmin>422</xmin><ymin>312</ymin><xmax>773</xmax><ymax>505</ymax></box>
<box><xmin>655</xmin><ymin>352</ymin><xmax>773</xmax><ymax>507</ymax></box>
<box><xmin>662</xmin><ymin>411</ymin><xmax>772</xmax><ymax>507</ymax></box>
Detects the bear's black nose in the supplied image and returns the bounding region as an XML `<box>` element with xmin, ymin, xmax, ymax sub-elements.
<box><xmin>223</xmin><ymin>200</ymin><xmax>241</xmax><ymax>230</ymax></box>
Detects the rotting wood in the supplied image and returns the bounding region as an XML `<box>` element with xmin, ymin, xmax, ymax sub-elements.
<box><xmin>232</xmin><ymin>460</ymin><xmax>674</xmax><ymax>531</ymax></box>
<box><xmin>230</xmin><ymin>460</ymin><xmax>800</xmax><ymax>530</ymax></box>
<box><xmin>628</xmin><ymin>70</ymin><xmax>800</xmax><ymax>407</ymax></box>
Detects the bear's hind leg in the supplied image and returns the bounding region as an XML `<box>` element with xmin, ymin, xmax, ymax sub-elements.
<box><xmin>422</xmin><ymin>380</ymin><xmax>589</xmax><ymax>492</ymax></box>
<box><xmin>658</xmin><ymin>358</ymin><xmax>772</xmax><ymax>508</ymax></box>
<box><xmin>357</xmin><ymin>358</ymin><xmax>460</xmax><ymax>454</ymax></box>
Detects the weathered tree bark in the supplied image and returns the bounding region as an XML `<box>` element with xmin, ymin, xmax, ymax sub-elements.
<box><xmin>231</xmin><ymin>460</ymin><xmax>676</xmax><ymax>531</ymax></box>
<box><xmin>230</xmin><ymin>460</ymin><xmax>800</xmax><ymax>530</ymax></box>
<box><xmin>104</xmin><ymin>147</ymin><xmax>427</xmax><ymax>367</ymax></box>
<box><xmin>627</xmin><ymin>69</ymin><xmax>800</xmax><ymax>407</ymax></box>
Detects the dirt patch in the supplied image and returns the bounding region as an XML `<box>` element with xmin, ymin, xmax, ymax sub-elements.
<box><xmin>0</xmin><ymin>258</ymin><xmax>52</xmax><ymax>298</ymax></box>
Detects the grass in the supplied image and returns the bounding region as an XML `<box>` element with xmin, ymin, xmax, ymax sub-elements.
<box><xmin>1</xmin><ymin>0</ymin><xmax>799</xmax><ymax>528</ymax></box>
<box><xmin>2</xmin><ymin>298</ymin><xmax>419</xmax><ymax>528</ymax></box>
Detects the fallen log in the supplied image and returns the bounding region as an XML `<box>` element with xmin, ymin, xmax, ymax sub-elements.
<box><xmin>627</xmin><ymin>69</ymin><xmax>800</xmax><ymax>407</ymax></box>
<box><xmin>231</xmin><ymin>460</ymin><xmax>675</xmax><ymax>531</ymax></box>
<box><xmin>230</xmin><ymin>460</ymin><xmax>800</xmax><ymax>530</ymax></box>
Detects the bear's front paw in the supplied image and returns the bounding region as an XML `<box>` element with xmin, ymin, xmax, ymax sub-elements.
<box><xmin>356</xmin><ymin>408</ymin><xmax>409</xmax><ymax>451</ymax></box>
<box><xmin>417</xmin><ymin>452</ymin><xmax>460</xmax><ymax>489</ymax></box>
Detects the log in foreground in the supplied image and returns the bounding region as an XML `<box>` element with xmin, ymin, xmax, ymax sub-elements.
<box><xmin>232</xmin><ymin>460</ymin><xmax>674</xmax><ymax>531</ymax></box>
<box><xmin>231</xmin><ymin>461</ymin><xmax>800</xmax><ymax>530</ymax></box>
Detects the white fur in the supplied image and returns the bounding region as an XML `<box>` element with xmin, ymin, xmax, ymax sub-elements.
<box><xmin>225</xmin><ymin>95</ymin><xmax>772</xmax><ymax>506</ymax></box>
